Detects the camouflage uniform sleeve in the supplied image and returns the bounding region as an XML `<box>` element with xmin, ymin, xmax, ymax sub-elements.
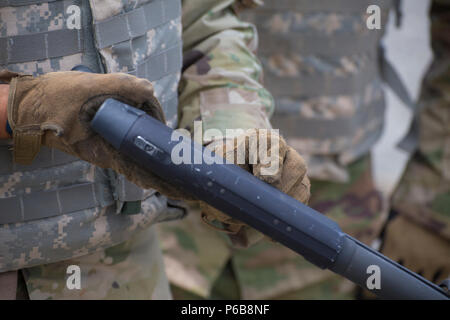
<box><xmin>178</xmin><ymin>0</ymin><xmax>274</xmax><ymax>247</ymax></box>
<box><xmin>178</xmin><ymin>0</ymin><xmax>274</xmax><ymax>135</ymax></box>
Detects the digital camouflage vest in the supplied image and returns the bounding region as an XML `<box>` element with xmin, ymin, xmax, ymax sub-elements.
<box><xmin>0</xmin><ymin>0</ymin><xmax>183</xmax><ymax>273</ymax></box>
<box><xmin>240</xmin><ymin>0</ymin><xmax>393</xmax><ymax>182</ymax></box>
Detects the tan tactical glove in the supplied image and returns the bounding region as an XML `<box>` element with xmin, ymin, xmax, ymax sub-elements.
<box><xmin>200</xmin><ymin>129</ymin><xmax>311</xmax><ymax>246</ymax></box>
<box><xmin>381</xmin><ymin>215</ymin><xmax>450</xmax><ymax>284</ymax></box>
<box><xmin>0</xmin><ymin>70</ymin><xmax>192</xmax><ymax>200</ymax></box>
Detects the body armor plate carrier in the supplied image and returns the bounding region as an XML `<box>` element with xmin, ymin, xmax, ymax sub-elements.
<box><xmin>0</xmin><ymin>0</ymin><xmax>184</xmax><ymax>272</ymax></box>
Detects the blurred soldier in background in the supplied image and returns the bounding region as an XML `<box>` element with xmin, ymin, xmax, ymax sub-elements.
<box><xmin>160</xmin><ymin>0</ymin><xmax>395</xmax><ymax>299</ymax></box>
<box><xmin>0</xmin><ymin>0</ymin><xmax>310</xmax><ymax>299</ymax></box>
<box><xmin>160</xmin><ymin>0</ymin><xmax>450</xmax><ymax>300</ymax></box>
<box><xmin>380</xmin><ymin>0</ymin><xmax>450</xmax><ymax>287</ymax></box>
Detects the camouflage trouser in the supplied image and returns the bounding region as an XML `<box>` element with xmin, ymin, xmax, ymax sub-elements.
<box><xmin>159</xmin><ymin>155</ymin><xmax>387</xmax><ymax>299</ymax></box>
<box><xmin>12</xmin><ymin>226</ymin><xmax>171</xmax><ymax>300</ymax></box>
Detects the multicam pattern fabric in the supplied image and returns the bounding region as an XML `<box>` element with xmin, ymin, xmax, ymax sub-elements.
<box><xmin>383</xmin><ymin>0</ymin><xmax>450</xmax><ymax>283</ymax></box>
<box><xmin>157</xmin><ymin>0</ymin><xmax>282</xmax><ymax>298</ymax></box>
<box><xmin>178</xmin><ymin>0</ymin><xmax>274</xmax><ymax>134</ymax></box>
<box><xmin>158</xmin><ymin>203</ymin><xmax>231</xmax><ymax>298</ymax></box>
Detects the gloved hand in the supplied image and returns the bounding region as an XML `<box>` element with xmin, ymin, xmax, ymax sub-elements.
<box><xmin>0</xmin><ymin>70</ymin><xmax>193</xmax><ymax>200</ymax></box>
<box><xmin>200</xmin><ymin>129</ymin><xmax>311</xmax><ymax>246</ymax></box>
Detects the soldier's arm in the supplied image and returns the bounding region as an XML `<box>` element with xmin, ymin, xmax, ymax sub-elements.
<box><xmin>179</xmin><ymin>1</ymin><xmax>310</xmax><ymax>246</ymax></box>
<box><xmin>178</xmin><ymin>0</ymin><xmax>273</xmax><ymax>134</ymax></box>
<box><xmin>0</xmin><ymin>84</ymin><xmax>10</xmax><ymax>139</ymax></box>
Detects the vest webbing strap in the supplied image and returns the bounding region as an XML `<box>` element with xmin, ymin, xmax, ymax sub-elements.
<box><xmin>379</xmin><ymin>47</ymin><xmax>415</xmax><ymax>110</ymax></box>
<box><xmin>0</xmin><ymin>0</ymin><xmax>60</xmax><ymax>6</ymax></box>
<box><xmin>272</xmin><ymin>96</ymin><xmax>385</xmax><ymax>141</ymax></box>
<box><xmin>257</xmin><ymin>0</ymin><xmax>394</xmax><ymax>12</ymax></box>
<box><xmin>94</xmin><ymin>0</ymin><xmax>181</xmax><ymax>49</ymax></box>
<box><xmin>0</xmin><ymin>182</ymin><xmax>114</xmax><ymax>224</ymax></box>
<box><xmin>128</xmin><ymin>42</ymin><xmax>182</xmax><ymax>82</ymax></box>
<box><xmin>116</xmin><ymin>174</ymin><xmax>145</xmax><ymax>202</ymax></box>
<box><xmin>378</xmin><ymin>46</ymin><xmax>418</xmax><ymax>152</ymax></box>
<box><xmin>257</xmin><ymin>31</ymin><xmax>382</xmax><ymax>57</ymax></box>
<box><xmin>0</xmin><ymin>146</ymin><xmax>78</xmax><ymax>175</ymax></box>
<box><xmin>264</xmin><ymin>61</ymin><xmax>378</xmax><ymax>97</ymax></box>
<box><xmin>0</xmin><ymin>29</ymin><xmax>84</xmax><ymax>65</ymax></box>
<box><xmin>162</xmin><ymin>93</ymin><xmax>179</xmax><ymax>128</ymax></box>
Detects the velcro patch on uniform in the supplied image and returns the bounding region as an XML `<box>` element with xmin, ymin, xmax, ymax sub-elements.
<box><xmin>13</xmin><ymin>130</ymin><xmax>42</xmax><ymax>165</ymax></box>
